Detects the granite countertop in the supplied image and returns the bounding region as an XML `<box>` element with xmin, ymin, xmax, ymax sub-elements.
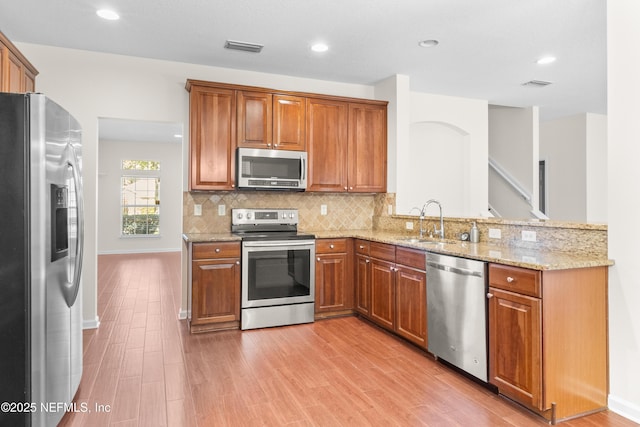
<box><xmin>183</xmin><ymin>230</ymin><xmax>614</xmax><ymax>271</ymax></box>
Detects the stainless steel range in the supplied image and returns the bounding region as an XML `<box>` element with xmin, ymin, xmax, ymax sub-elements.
<box><xmin>232</xmin><ymin>208</ymin><xmax>315</xmax><ymax>330</ymax></box>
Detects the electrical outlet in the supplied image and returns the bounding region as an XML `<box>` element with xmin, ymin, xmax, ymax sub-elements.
<box><xmin>194</xmin><ymin>204</ymin><xmax>202</xmax><ymax>216</ymax></box>
<box><xmin>488</xmin><ymin>228</ymin><xmax>502</xmax><ymax>239</ymax></box>
<box><xmin>522</xmin><ymin>230</ymin><xmax>537</xmax><ymax>242</ymax></box>
<box><xmin>218</xmin><ymin>204</ymin><xmax>226</xmax><ymax>216</ymax></box>
<box><xmin>405</xmin><ymin>222</ymin><xmax>414</xmax><ymax>230</ymax></box>
<box><xmin>320</xmin><ymin>205</ymin><xmax>328</xmax><ymax>215</ymax></box>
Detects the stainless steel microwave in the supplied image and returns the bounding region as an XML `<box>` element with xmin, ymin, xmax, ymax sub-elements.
<box><xmin>236</xmin><ymin>148</ymin><xmax>307</xmax><ymax>190</ymax></box>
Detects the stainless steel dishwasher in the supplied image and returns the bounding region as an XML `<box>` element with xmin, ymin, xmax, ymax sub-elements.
<box><xmin>426</xmin><ymin>252</ymin><xmax>488</xmax><ymax>382</ymax></box>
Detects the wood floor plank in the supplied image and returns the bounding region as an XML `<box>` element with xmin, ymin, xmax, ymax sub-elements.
<box><xmin>58</xmin><ymin>252</ymin><xmax>638</xmax><ymax>427</ymax></box>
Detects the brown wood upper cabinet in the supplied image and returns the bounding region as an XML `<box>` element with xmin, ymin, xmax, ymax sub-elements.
<box><xmin>0</xmin><ymin>30</ymin><xmax>37</xmax><ymax>93</ymax></box>
<box><xmin>307</xmin><ymin>99</ymin><xmax>387</xmax><ymax>192</ymax></box>
<box><xmin>237</xmin><ymin>91</ymin><xmax>306</xmax><ymax>151</ymax></box>
<box><xmin>187</xmin><ymin>84</ymin><xmax>236</xmax><ymax>191</ymax></box>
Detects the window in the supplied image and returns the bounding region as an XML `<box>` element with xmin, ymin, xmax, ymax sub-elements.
<box><xmin>121</xmin><ymin>160</ymin><xmax>160</xmax><ymax>236</ymax></box>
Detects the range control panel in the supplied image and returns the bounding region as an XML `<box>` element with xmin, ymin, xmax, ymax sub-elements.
<box><xmin>232</xmin><ymin>208</ymin><xmax>298</xmax><ymax>226</ymax></box>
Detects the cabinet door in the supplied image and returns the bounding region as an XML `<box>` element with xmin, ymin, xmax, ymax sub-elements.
<box><xmin>7</xmin><ymin>50</ymin><xmax>22</xmax><ymax>93</ymax></box>
<box><xmin>306</xmin><ymin>98</ymin><xmax>348</xmax><ymax>191</ymax></box>
<box><xmin>237</xmin><ymin>91</ymin><xmax>272</xmax><ymax>148</ymax></box>
<box><xmin>189</xmin><ymin>86</ymin><xmax>236</xmax><ymax>190</ymax></box>
<box><xmin>395</xmin><ymin>265</ymin><xmax>427</xmax><ymax>348</ymax></box>
<box><xmin>370</xmin><ymin>258</ymin><xmax>395</xmax><ymax>330</ymax></box>
<box><xmin>355</xmin><ymin>254</ymin><xmax>371</xmax><ymax>316</ymax></box>
<box><xmin>347</xmin><ymin>103</ymin><xmax>387</xmax><ymax>193</ymax></box>
<box><xmin>273</xmin><ymin>94</ymin><xmax>306</xmax><ymax>151</ymax></box>
<box><xmin>191</xmin><ymin>259</ymin><xmax>240</xmax><ymax>326</ymax></box>
<box><xmin>315</xmin><ymin>253</ymin><xmax>351</xmax><ymax>313</ymax></box>
<box><xmin>488</xmin><ymin>287</ymin><xmax>543</xmax><ymax>410</ymax></box>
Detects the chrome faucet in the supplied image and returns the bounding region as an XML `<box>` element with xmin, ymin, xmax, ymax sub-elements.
<box><xmin>420</xmin><ymin>199</ymin><xmax>444</xmax><ymax>239</ymax></box>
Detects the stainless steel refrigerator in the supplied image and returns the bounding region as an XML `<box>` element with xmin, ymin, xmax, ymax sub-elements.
<box><xmin>0</xmin><ymin>93</ymin><xmax>84</xmax><ymax>427</ymax></box>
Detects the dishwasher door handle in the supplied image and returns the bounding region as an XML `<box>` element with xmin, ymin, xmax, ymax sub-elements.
<box><xmin>426</xmin><ymin>261</ymin><xmax>483</xmax><ymax>278</ymax></box>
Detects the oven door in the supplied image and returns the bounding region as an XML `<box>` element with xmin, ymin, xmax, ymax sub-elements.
<box><xmin>242</xmin><ymin>239</ymin><xmax>315</xmax><ymax>308</ymax></box>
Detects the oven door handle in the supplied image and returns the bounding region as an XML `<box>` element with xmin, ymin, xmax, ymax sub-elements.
<box><xmin>243</xmin><ymin>240</ymin><xmax>315</xmax><ymax>248</ymax></box>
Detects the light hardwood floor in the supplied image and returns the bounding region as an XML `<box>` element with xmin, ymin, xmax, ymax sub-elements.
<box><xmin>59</xmin><ymin>252</ymin><xmax>637</xmax><ymax>427</ymax></box>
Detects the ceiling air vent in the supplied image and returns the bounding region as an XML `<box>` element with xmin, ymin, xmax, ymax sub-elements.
<box><xmin>522</xmin><ymin>80</ymin><xmax>553</xmax><ymax>87</ymax></box>
<box><xmin>224</xmin><ymin>40</ymin><xmax>264</xmax><ymax>53</ymax></box>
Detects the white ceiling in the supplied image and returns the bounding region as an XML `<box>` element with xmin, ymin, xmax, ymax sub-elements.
<box><xmin>1</xmin><ymin>0</ymin><xmax>606</xmax><ymax>140</ymax></box>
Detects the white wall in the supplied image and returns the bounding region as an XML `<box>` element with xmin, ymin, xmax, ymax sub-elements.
<box><xmin>607</xmin><ymin>1</ymin><xmax>640</xmax><ymax>422</ymax></box>
<box><xmin>488</xmin><ymin>105</ymin><xmax>539</xmax><ymax>219</ymax></box>
<box><xmin>98</xmin><ymin>139</ymin><xmax>183</xmax><ymax>254</ymax></box>
<box><xmin>16</xmin><ymin>42</ymin><xmax>377</xmax><ymax>327</ymax></box>
<box><xmin>540</xmin><ymin>114</ymin><xmax>587</xmax><ymax>221</ymax></box>
<box><xmin>586</xmin><ymin>113</ymin><xmax>607</xmax><ymax>223</ymax></box>
<box><xmin>539</xmin><ymin>113</ymin><xmax>608</xmax><ymax>223</ymax></box>
<box><xmin>396</xmin><ymin>92</ymin><xmax>488</xmax><ymax>217</ymax></box>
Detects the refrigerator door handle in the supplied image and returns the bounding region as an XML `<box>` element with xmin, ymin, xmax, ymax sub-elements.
<box><xmin>65</xmin><ymin>145</ymin><xmax>84</xmax><ymax>307</ymax></box>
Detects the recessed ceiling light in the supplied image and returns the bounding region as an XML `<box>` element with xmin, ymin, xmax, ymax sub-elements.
<box><xmin>311</xmin><ymin>43</ymin><xmax>329</xmax><ymax>53</ymax></box>
<box><xmin>418</xmin><ymin>39</ymin><xmax>439</xmax><ymax>48</ymax></box>
<box><xmin>96</xmin><ymin>9</ymin><xmax>120</xmax><ymax>20</ymax></box>
<box><xmin>536</xmin><ymin>56</ymin><xmax>557</xmax><ymax>65</ymax></box>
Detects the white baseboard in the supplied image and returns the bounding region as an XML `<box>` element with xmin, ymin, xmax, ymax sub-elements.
<box><xmin>178</xmin><ymin>309</ymin><xmax>188</xmax><ymax>320</ymax></box>
<box><xmin>83</xmin><ymin>316</ymin><xmax>100</xmax><ymax>330</ymax></box>
<box><xmin>98</xmin><ymin>247</ymin><xmax>182</xmax><ymax>255</ymax></box>
<box><xmin>609</xmin><ymin>394</ymin><xmax>640</xmax><ymax>424</ymax></box>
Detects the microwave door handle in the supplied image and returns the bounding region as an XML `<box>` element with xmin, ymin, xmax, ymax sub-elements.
<box><xmin>301</xmin><ymin>157</ymin><xmax>306</xmax><ymax>180</ymax></box>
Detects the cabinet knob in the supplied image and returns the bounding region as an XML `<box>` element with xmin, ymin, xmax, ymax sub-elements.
<box><xmin>215</xmin><ymin>248</ymin><xmax>220</xmax><ymax>253</ymax></box>
<box><xmin>506</xmin><ymin>276</ymin><xmax>515</xmax><ymax>283</ymax></box>
<box><xmin>236</xmin><ymin>261</ymin><xmax>240</xmax><ymax>265</ymax></box>
<box><xmin>317</xmin><ymin>257</ymin><xmax>321</xmax><ymax>262</ymax></box>
<box><xmin>349</xmin><ymin>186</ymin><xmax>353</xmax><ymax>190</ymax></box>
<box><xmin>344</xmin><ymin>187</ymin><xmax>348</xmax><ymax>190</ymax></box>
<box><xmin>267</xmin><ymin>143</ymin><xmax>272</xmax><ymax>147</ymax></box>
<box><xmin>365</xmin><ymin>259</ymin><xmax>370</xmax><ymax>263</ymax></box>
<box><xmin>329</xmin><ymin>244</ymin><xmax>334</xmax><ymax>249</ymax></box>
<box><xmin>274</xmin><ymin>144</ymin><xmax>278</xmax><ymax>147</ymax></box>
<box><xmin>359</xmin><ymin>245</ymin><xmax>364</xmax><ymax>249</ymax></box>
<box><xmin>487</xmin><ymin>293</ymin><xmax>494</xmax><ymax>299</ymax></box>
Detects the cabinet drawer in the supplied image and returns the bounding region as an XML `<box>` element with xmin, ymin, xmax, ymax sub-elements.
<box><xmin>396</xmin><ymin>246</ymin><xmax>425</xmax><ymax>270</ymax></box>
<box><xmin>489</xmin><ymin>264</ymin><xmax>541</xmax><ymax>298</ymax></box>
<box><xmin>354</xmin><ymin>239</ymin><xmax>370</xmax><ymax>256</ymax></box>
<box><xmin>193</xmin><ymin>242</ymin><xmax>241</xmax><ymax>259</ymax></box>
<box><xmin>370</xmin><ymin>242</ymin><xmax>395</xmax><ymax>262</ymax></box>
<box><xmin>316</xmin><ymin>238</ymin><xmax>348</xmax><ymax>254</ymax></box>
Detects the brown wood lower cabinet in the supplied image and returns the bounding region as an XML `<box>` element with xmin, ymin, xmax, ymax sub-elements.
<box><xmin>190</xmin><ymin>242</ymin><xmax>241</xmax><ymax>333</ymax></box>
<box><xmin>488</xmin><ymin>263</ymin><xmax>608</xmax><ymax>423</ymax></box>
<box><xmin>355</xmin><ymin>239</ymin><xmax>427</xmax><ymax>349</ymax></box>
<box><xmin>315</xmin><ymin>239</ymin><xmax>354</xmax><ymax>318</ymax></box>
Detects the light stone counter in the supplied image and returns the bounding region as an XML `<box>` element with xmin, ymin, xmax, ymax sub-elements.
<box><xmin>306</xmin><ymin>229</ymin><xmax>614</xmax><ymax>271</ymax></box>
<box><xmin>182</xmin><ymin>230</ymin><xmax>613</xmax><ymax>271</ymax></box>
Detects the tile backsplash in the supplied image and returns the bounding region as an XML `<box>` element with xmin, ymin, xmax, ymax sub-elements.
<box><xmin>183</xmin><ymin>191</ymin><xmax>607</xmax><ymax>257</ymax></box>
<box><xmin>183</xmin><ymin>191</ymin><xmax>376</xmax><ymax>233</ymax></box>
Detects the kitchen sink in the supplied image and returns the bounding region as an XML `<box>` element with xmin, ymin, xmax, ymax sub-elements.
<box><xmin>397</xmin><ymin>237</ymin><xmax>446</xmax><ymax>245</ymax></box>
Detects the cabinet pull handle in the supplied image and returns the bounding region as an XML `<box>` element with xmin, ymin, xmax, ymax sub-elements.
<box><xmin>329</xmin><ymin>244</ymin><xmax>334</xmax><ymax>249</ymax></box>
<box><xmin>506</xmin><ymin>276</ymin><xmax>515</xmax><ymax>283</ymax></box>
<box><xmin>215</xmin><ymin>248</ymin><xmax>220</xmax><ymax>253</ymax></box>
<box><xmin>487</xmin><ymin>293</ymin><xmax>494</xmax><ymax>299</ymax></box>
